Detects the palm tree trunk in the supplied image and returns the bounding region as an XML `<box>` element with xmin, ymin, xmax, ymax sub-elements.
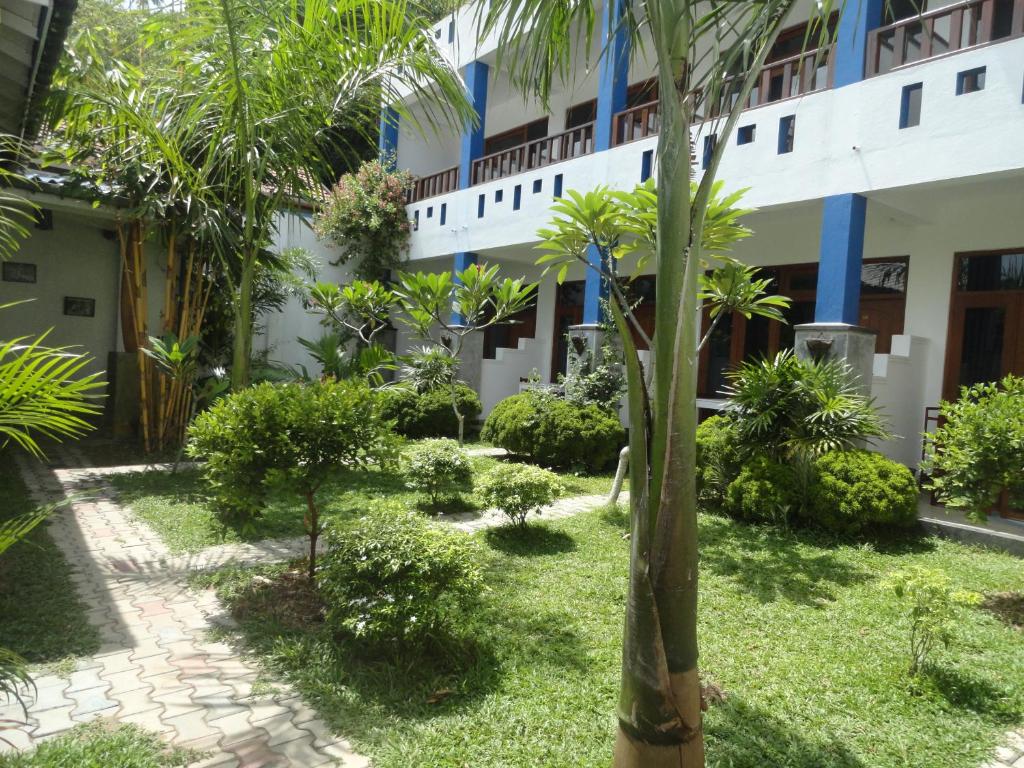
<box><xmin>230</xmin><ymin>252</ymin><xmax>256</xmax><ymax>390</ymax></box>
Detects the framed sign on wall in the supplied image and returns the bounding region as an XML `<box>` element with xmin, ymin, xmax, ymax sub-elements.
<box><xmin>63</xmin><ymin>296</ymin><xmax>96</xmax><ymax>317</ymax></box>
<box><xmin>2</xmin><ymin>262</ymin><xmax>37</xmax><ymax>283</ymax></box>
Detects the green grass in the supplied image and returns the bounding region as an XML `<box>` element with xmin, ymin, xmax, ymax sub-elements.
<box><xmin>0</xmin><ymin>722</ymin><xmax>200</xmax><ymax>767</ymax></box>
<box><xmin>109</xmin><ymin>455</ymin><xmax>617</xmax><ymax>554</ymax></box>
<box><xmin>198</xmin><ymin>509</ymin><xmax>1024</xmax><ymax>768</ymax></box>
<box><xmin>0</xmin><ymin>462</ymin><xmax>100</xmax><ymax>669</ymax></box>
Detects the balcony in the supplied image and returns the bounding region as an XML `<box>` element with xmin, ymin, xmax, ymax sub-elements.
<box><xmin>867</xmin><ymin>0</ymin><xmax>1024</xmax><ymax>77</ymax></box>
<box><xmin>471</xmin><ymin>123</ymin><xmax>595</xmax><ymax>185</ymax></box>
<box><xmin>407</xmin><ymin>165</ymin><xmax>459</xmax><ymax>204</ymax></box>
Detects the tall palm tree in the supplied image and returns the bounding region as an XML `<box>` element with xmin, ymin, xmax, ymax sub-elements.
<box><xmin>54</xmin><ymin>0</ymin><xmax>474</xmax><ymax>390</ymax></box>
<box><xmin>481</xmin><ymin>1</ymin><xmax>834</xmax><ymax>764</ymax></box>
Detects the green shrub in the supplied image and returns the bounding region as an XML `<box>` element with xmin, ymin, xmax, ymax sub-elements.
<box><xmin>481</xmin><ymin>391</ymin><xmax>624</xmax><ymax>472</ymax></box>
<box><xmin>0</xmin><ymin>721</ymin><xmax>200</xmax><ymax>767</ymax></box>
<box><xmin>404</xmin><ymin>438</ymin><xmax>473</xmax><ymax>504</ymax></box>
<box><xmin>377</xmin><ymin>384</ymin><xmax>482</xmax><ymax>439</ymax></box>
<box><xmin>696</xmin><ymin>415</ymin><xmax>741</xmax><ymax>508</ymax></box>
<box><xmin>477</xmin><ymin>463</ymin><xmax>564</xmax><ymax>527</ymax></box>
<box><xmin>805</xmin><ymin>449</ymin><xmax>918</xmax><ymax>535</ymax></box>
<box><xmin>724</xmin><ymin>455</ymin><xmax>801</xmax><ymax>525</ymax></box>
<box><xmin>317</xmin><ymin>507</ymin><xmax>482</xmax><ymax>646</ymax></box>
<box><xmin>187</xmin><ymin>380</ymin><xmax>398</xmax><ymax>577</ymax></box>
<box><xmin>923</xmin><ymin>374</ymin><xmax>1024</xmax><ymax>522</ymax></box>
<box><xmin>882</xmin><ymin>566</ymin><xmax>982</xmax><ymax>676</ymax></box>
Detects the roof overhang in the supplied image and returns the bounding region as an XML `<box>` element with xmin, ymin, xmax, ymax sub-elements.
<box><xmin>0</xmin><ymin>0</ymin><xmax>78</xmax><ymax>140</ymax></box>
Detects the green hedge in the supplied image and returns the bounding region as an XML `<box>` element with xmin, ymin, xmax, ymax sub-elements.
<box><xmin>724</xmin><ymin>454</ymin><xmax>802</xmax><ymax>525</ymax></box>
<box><xmin>481</xmin><ymin>391</ymin><xmax>625</xmax><ymax>472</ymax></box>
<box><xmin>696</xmin><ymin>415</ymin><xmax>741</xmax><ymax>507</ymax></box>
<box><xmin>376</xmin><ymin>384</ymin><xmax>482</xmax><ymax>439</ymax></box>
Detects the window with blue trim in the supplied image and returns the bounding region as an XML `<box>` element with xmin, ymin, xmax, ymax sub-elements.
<box><xmin>426</xmin><ymin>206</ymin><xmax>433</xmax><ymax>219</ymax></box>
<box><xmin>495</xmin><ymin>189</ymin><xmax>503</xmax><ymax>203</ymax></box>
<box><xmin>899</xmin><ymin>83</ymin><xmax>922</xmax><ymax>128</ymax></box>
<box><xmin>956</xmin><ymin>66</ymin><xmax>986</xmax><ymax>95</ymax></box>
<box><xmin>477</xmin><ymin>194</ymin><xmax>485</xmax><ymax>218</ymax></box>
<box><xmin>641</xmin><ymin>150</ymin><xmax>653</xmax><ymax>182</ymax></box>
<box><xmin>553</xmin><ymin>174</ymin><xmax>563</xmax><ymax>198</ymax></box>
<box><xmin>701</xmin><ymin>134</ymin><xmax>717</xmax><ymax>169</ymax></box>
<box><xmin>440</xmin><ymin>203</ymin><xmax>447</xmax><ymax>226</ymax></box>
<box><xmin>533</xmin><ymin>179</ymin><xmax>543</xmax><ymax>194</ymax></box>
<box><xmin>513</xmin><ymin>185</ymin><xmax>522</xmax><ymax>210</ymax></box>
<box><xmin>778</xmin><ymin>115</ymin><xmax>795</xmax><ymax>153</ymax></box>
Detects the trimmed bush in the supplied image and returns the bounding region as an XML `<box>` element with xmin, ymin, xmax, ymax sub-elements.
<box><xmin>481</xmin><ymin>391</ymin><xmax>625</xmax><ymax>472</ymax></box>
<box><xmin>317</xmin><ymin>507</ymin><xmax>482</xmax><ymax>646</ymax></box>
<box><xmin>477</xmin><ymin>463</ymin><xmax>564</xmax><ymax>527</ymax></box>
<box><xmin>724</xmin><ymin>454</ymin><xmax>802</xmax><ymax>525</ymax></box>
<box><xmin>377</xmin><ymin>384</ymin><xmax>482</xmax><ymax>439</ymax></box>
<box><xmin>805</xmin><ymin>449</ymin><xmax>918</xmax><ymax>535</ymax></box>
<box><xmin>696</xmin><ymin>415</ymin><xmax>741</xmax><ymax>508</ymax></box>
<box><xmin>404</xmin><ymin>438</ymin><xmax>473</xmax><ymax>505</ymax></box>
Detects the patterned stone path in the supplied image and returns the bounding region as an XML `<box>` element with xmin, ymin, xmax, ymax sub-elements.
<box><xmin>988</xmin><ymin>731</ymin><xmax>1024</xmax><ymax>768</ymax></box>
<box><xmin>2</xmin><ymin>454</ymin><xmax>367</xmax><ymax>767</ymax></box>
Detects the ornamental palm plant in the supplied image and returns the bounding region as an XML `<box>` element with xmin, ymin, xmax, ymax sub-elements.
<box><xmin>482</xmin><ymin>0</ymin><xmax>835</xmax><ymax>763</ymax></box>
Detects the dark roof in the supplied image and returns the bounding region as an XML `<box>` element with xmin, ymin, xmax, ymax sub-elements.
<box><xmin>0</xmin><ymin>0</ymin><xmax>79</xmax><ymax>140</ymax></box>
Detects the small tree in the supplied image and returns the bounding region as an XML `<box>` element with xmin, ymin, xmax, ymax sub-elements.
<box><xmin>392</xmin><ymin>265</ymin><xmax>537</xmax><ymax>445</ymax></box>
<box><xmin>477</xmin><ymin>463</ymin><xmax>564</xmax><ymax>527</ymax></box>
<box><xmin>187</xmin><ymin>380</ymin><xmax>399</xmax><ymax>578</ymax></box>
<box><xmin>403</xmin><ymin>438</ymin><xmax>474</xmax><ymax>506</ymax></box>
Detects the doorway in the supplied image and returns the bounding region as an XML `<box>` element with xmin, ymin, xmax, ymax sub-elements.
<box><xmin>550</xmin><ymin>280</ymin><xmax>585</xmax><ymax>381</ymax></box>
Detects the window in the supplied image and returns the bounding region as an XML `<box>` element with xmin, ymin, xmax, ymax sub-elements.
<box><xmin>956</xmin><ymin>66</ymin><xmax>986</xmax><ymax>95</ymax></box>
<box><xmin>627</xmin><ymin>79</ymin><xmax>658</xmax><ymax>107</ymax></box>
<box><xmin>641</xmin><ymin>150</ymin><xmax>653</xmax><ymax>182</ymax></box>
<box><xmin>533</xmin><ymin>179</ymin><xmax>543</xmax><ymax>194</ymax></box>
<box><xmin>484</xmin><ymin>118</ymin><xmax>549</xmax><ymax>155</ymax></box>
<box><xmin>778</xmin><ymin>115</ymin><xmax>795</xmax><ymax>153</ymax></box>
<box><xmin>447</xmin><ymin>19</ymin><xmax>455</xmax><ymax>43</ymax></box>
<box><xmin>477</xmin><ymin>194</ymin><xmax>485</xmax><ymax>218</ymax></box>
<box><xmin>899</xmin><ymin>83</ymin><xmax>922</xmax><ymax>128</ymax></box>
<box><xmin>702</xmin><ymin>134</ymin><xmax>717</xmax><ymax>169</ymax></box>
<box><xmin>413</xmin><ymin>210</ymin><xmax>419</xmax><ymax>231</ymax></box>
<box><xmin>957</xmin><ymin>251</ymin><xmax>1024</xmax><ymax>291</ymax></box>
<box><xmin>439</xmin><ymin>203</ymin><xmax>447</xmax><ymax>226</ymax></box>
<box><xmin>513</xmin><ymin>185</ymin><xmax>522</xmax><ymax>210</ymax></box>
<box><xmin>494</xmin><ymin>189</ymin><xmax>503</xmax><ymax>203</ymax></box>
<box><xmin>426</xmin><ymin>206</ymin><xmax>433</xmax><ymax>219</ymax></box>
<box><xmin>565</xmin><ymin>99</ymin><xmax>597</xmax><ymax>130</ymax></box>
<box><xmin>737</xmin><ymin>125</ymin><xmax>756</xmax><ymax>145</ymax></box>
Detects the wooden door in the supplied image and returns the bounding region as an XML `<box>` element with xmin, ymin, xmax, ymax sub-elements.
<box><xmin>550</xmin><ymin>281</ymin><xmax>585</xmax><ymax>382</ymax></box>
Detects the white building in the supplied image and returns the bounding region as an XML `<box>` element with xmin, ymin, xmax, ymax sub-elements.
<box><xmin>381</xmin><ymin>0</ymin><xmax>1024</xmax><ymax>475</ymax></box>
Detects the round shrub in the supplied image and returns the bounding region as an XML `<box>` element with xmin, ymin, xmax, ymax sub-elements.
<box><xmin>481</xmin><ymin>391</ymin><xmax>625</xmax><ymax>472</ymax></box>
<box><xmin>805</xmin><ymin>449</ymin><xmax>918</xmax><ymax>534</ymax></box>
<box><xmin>696</xmin><ymin>415</ymin><xmax>741</xmax><ymax>508</ymax></box>
<box><xmin>477</xmin><ymin>463</ymin><xmax>564</xmax><ymax>527</ymax></box>
<box><xmin>317</xmin><ymin>507</ymin><xmax>483</xmax><ymax>646</ymax></box>
<box><xmin>377</xmin><ymin>384</ymin><xmax>482</xmax><ymax>439</ymax></box>
<box><xmin>724</xmin><ymin>455</ymin><xmax>802</xmax><ymax>525</ymax></box>
<box><xmin>404</xmin><ymin>438</ymin><xmax>473</xmax><ymax>504</ymax></box>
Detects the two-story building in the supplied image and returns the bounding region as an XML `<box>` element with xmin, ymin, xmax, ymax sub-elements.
<box><xmin>384</xmin><ymin>0</ymin><xmax>1024</xmax><ymax>470</ymax></box>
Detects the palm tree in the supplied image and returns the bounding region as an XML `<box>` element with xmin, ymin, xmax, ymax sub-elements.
<box><xmin>54</xmin><ymin>0</ymin><xmax>474</xmax><ymax>391</ymax></box>
<box><xmin>481</xmin><ymin>1</ymin><xmax>834</xmax><ymax>764</ymax></box>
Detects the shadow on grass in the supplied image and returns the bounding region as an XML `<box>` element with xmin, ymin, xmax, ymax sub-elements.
<box><xmin>415</xmin><ymin>495</ymin><xmax>479</xmax><ymax>517</ymax></box>
<box><xmin>698</xmin><ymin>515</ymin><xmax>873</xmax><ymax>607</ymax></box>
<box><xmin>980</xmin><ymin>591</ymin><xmax>1024</xmax><ymax>631</ymax></box>
<box><xmin>483</xmin><ymin>524</ymin><xmax>576</xmax><ymax>556</ymax></box>
<box><xmin>921</xmin><ymin>665</ymin><xmax>1022</xmax><ymax>722</ymax></box>
<box><xmin>706</xmin><ymin>696</ymin><xmax>866</xmax><ymax>767</ymax></box>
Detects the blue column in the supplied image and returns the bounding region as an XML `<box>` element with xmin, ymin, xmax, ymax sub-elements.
<box><xmin>459</xmin><ymin>62</ymin><xmax>489</xmax><ymax>189</ymax></box>
<box><xmin>378</xmin><ymin>106</ymin><xmax>400</xmax><ymax>167</ymax></box>
<box><xmin>581</xmin><ymin>245</ymin><xmax>608</xmax><ymax>325</ymax></box>
<box><xmin>833</xmin><ymin>0</ymin><xmax>884</xmax><ymax>88</ymax></box>
<box><xmin>451</xmin><ymin>252</ymin><xmax>478</xmax><ymax>325</ymax></box>
<box><xmin>594</xmin><ymin>0</ymin><xmax>631</xmax><ymax>152</ymax></box>
<box><xmin>815</xmin><ymin>193</ymin><xmax>867</xmax><ymax>325</ymax></box>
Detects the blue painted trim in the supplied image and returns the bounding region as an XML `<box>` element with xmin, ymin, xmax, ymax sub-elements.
<box><xmin>513</xmin><ymin>184</ymin><xmax>522</xmax><ymax>210</ymax></box>
<box><xmin>702</xmin><ymin>134</ymin><xmax>716</xmax><ymax>169</ymax></box>
<box><xmin>477</xmin><ymin>194</ymin><xmax>485</xmax><ymax>218</ymax></box>
<box><xmin>451</xmin><ymin>252</ymin><xmax>478</xmax><ymax>325</ymax></box>
<box><xmin>440</xmin><ymin>203</ymin><xmax>447</xmax><ymax>226</ymax></box>
<box><xmin>459</xmin><ymin>61</ymin><xmax>489</xmax><ymax>189</ymax></box>
<box><xmin>582</xmin><ymin>244</ymin><xmax>608</xmax><ymax>324</ymax></box>
<box><xmin>815</xmin><ymin>194</ymin><xmax>867</xmax><ymax>325</ymax></box>
<box><xmin>833</xmin><ymin>0</ymin><xmax>884</xmax><ymax>88</ymax></box>
<box><xmin>594</xmin><ymin>0</ymin><xmax>630</xmax><ymax>151</ymax></box>
<box><xmin>378</xmin><ymin>106</ymin><xmax>400</xmax><ymax>166</ymax></box>
<box><xmin>640</xmin><ymin>150</ymin><xmax>653</xmax><ymax>181</ymax></box>
<box><xmin>898</xmin><ymin>83</ymin><xmax>922</xmax><ymax>128</ymax></box>
<box><xmin>553</xmin><ymin>174</ymin><xmax>563</xmax><ymax>199</ymax></box>
<box><xmin>778</xmin><ymin>115</ymin><xmax>795</xmax><ymax>154</ymax></box>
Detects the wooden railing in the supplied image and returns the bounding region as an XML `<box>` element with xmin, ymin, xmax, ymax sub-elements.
<box><xmin>612</xmin><ymin>100</ymin><xmax>660</xmax><ymax>146</ymax></box>
<box><xmin>472</xmin><ymin>123</ymin><xmax>594</xmax><ymax>185</ymax></box>
<box><xmin>867</xmin><ymin>0</ymin><xmax>1024</xmax><ymax>77</ymax></box>
<box><xmin>406</xmin><ymin>165</ymin><xmax>459</xmax><ymax>204</ymax></box>
<box><xmin>710</xmin><ymin>44</ymin><xmax>834</xmax><ymax>117</ymax></box>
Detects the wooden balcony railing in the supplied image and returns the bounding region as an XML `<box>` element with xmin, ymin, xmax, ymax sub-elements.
<box><xmin>867</xmin><ymin>0</ymin><xmax>1024</xmax><ymax>77</ymax></box>
<box><xmin>406</xmin><ymin>165</ymin><xmax>459</xmax><ymax>204</ymax></box>
<box><xmin>710</xmin><ymin>44</ymin><xmax>834</xmax><ymax>117</ymax></box>
<box><xmin>472</xmin><ymin>123</ymin><xmax>594</xmax><ymax>185</ymax></box>
<box><xmin>612</xmin><ymin>100</ymin><xmax>659</xmax><ymax>146</ymax></box>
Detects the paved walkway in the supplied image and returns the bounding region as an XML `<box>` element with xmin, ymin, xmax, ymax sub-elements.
<box><xmin>2</xmin><ymin>454</ymin><xmax>367</xmax><ymax>767</ymax></box>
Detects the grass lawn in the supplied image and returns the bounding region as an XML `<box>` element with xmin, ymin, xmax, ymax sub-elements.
<box><xmin>0</xmin><ymin>722</ymin><xmax>200</xmax><ymax>767</ymax></box>
<box><xmin>197</xmin><ymin>508</ymin><xmax>1024</xmax><ymax>768</ymax></box>
<box><xmin>0</xmin><ymin>461</ymin><xmax>100</xmax><ymax>671</ymax></box>
<box><xmin>110</xmin><ymin>454</ymin><xmax>617</xmax><ymax>554</ymax></box>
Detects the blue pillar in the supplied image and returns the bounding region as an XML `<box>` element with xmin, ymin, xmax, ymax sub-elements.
<box><xmin>815</xmin><ymin>193</ymin><xmax>867</xmax><ymax>325</ymax></box>
<box><xmin>459</xmin><ymin>62</ymin><xmax>489</xmax><ymax>189</ymax></box>
<box><xmin>833</xmin><ymin>0</ymin><xmax>884</xmax><ymax>88</ymax></box>
<box><xmin>594</xmin><ymin>0</ymin><xmax>631</xmax><ymax>152</ymax></box>
<box><xmin>581</xmin><ymin>245</ymin><xmax>608</xmax><ymax>325</ymax></box>
<box><xmin>378</xmin><ymin>106</ymin><xmax>399</xmax><ymax>167</ymax></box>
<box><xmin>451</xmin><ymin>252</ymin><xmax>478</xmax><ymax>325</ymax></box>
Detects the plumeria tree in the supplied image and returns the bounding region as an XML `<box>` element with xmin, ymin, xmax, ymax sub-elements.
<box><xmin>482</xmin><ymin>0</ymin><xmax>833</xmax><ymax>763</ymax></box>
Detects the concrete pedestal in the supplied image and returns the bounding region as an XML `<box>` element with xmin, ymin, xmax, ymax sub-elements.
<box><xmin>450</xmin><ymin>327</ymin><xmax>484</xmax><ymax>396</ymax></box>
<box><xmin>794</xmin><ymin>322</ymin><xmax>877</xmax><ymax>394</ymax></box>
<box><xmin>566</xmin><ymin>323</ymin><xmax>606</xmax><ymax>380</ymax></box>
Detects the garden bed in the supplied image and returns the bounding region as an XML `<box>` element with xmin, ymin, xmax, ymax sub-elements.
<box><xmin>198</xmin><ymin>508</ymin><xmax>1024</xmax><ymax>768</ymax></box>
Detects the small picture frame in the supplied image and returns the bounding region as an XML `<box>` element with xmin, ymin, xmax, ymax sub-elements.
<box><xmin>2</xmin><ymin>262</ymin><xmax>36</xmax><ymax>284</ymax></box>
<box><xmin>63</xmin><ymin>296</ymin><xmax>95</xmax><ymax>317</ymax></box>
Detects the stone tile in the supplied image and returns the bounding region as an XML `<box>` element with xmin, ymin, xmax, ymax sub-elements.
<box><xmin>271</xmin><ymin>733</ymin><xmax>335</xmax><ymax>767</ymax></box>
<box><xmin>29</xmin><ymin>704</ymin><xmax>76</xmax><ymax>738</ymax></box>
<box><xmin>68</xmin><ymin>687</ymin><xmax>119</xmax><ymax>718</ymax></box>
<box><xmin>118</xmin><ymin>707</ymin><xmax>174</xmax><ymax>735</ymax></box>
<box><xmin>229</xmin><ymin>735</ymin><xmax>286</xmax><ymax>768</ymax></box>
<box><xmin>165</xmin><ymin>709</ymin><xmax>220</xmax><ymax>745</ymax></box>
